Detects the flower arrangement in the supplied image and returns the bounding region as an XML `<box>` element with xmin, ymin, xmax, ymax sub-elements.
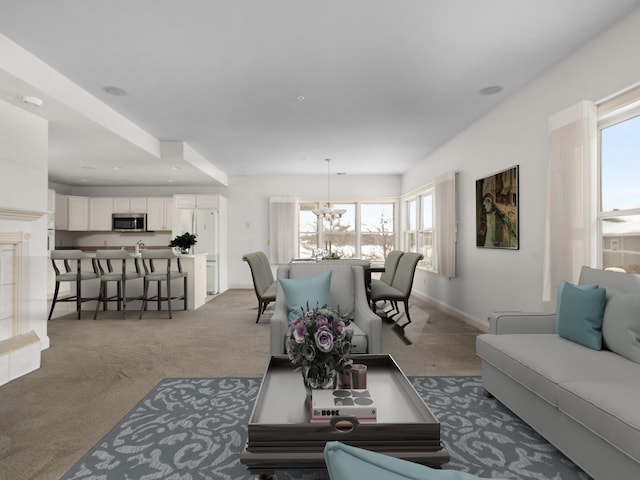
<box><xmin>169</xmin><ymin>232</ymin><xmax>197</xmax><ymax>252</ymax></box>
<box><xmin>286</xmin><ymin>305</ymin><xmax>353</xmax><ymax>390</ymax></box>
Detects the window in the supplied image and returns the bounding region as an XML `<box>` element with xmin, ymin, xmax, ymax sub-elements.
<box><xmin>360</xmin><ymin>203</ymin><xmax>395</xmax><ymax>262</ymax></box>
<box><xmin>298</xmin><ymin>203</ymin><xmax>319</xmax><ymax>258</ymax></box>
<box><xmin>297</xmin><ymin>201</ymin><xmax>396</xmax><ymax>260</ymax></box>
<box><xmin>402</xmin><ymin>188</ymin><xmax>434</xmax><ymax>269</ymax></box>
<box><xmin>598</xmin><ymin>105</ymin><xmax>640</xmax><ymax>273</ymax></box>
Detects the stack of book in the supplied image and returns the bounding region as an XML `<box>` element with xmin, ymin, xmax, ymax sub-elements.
<box><xmin>310</xmin><ymin>389</ymin><xmax>377</xmax><ymax>423</ymax></box>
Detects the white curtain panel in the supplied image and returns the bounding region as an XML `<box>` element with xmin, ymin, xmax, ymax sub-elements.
<box><xmin>542</xmin><ymin>101</ymin><xmax>597</xmax><ymax>303</ymax></box>
<box><xmin>269</xmin><ymin>197</ymin><xmax>298</xmax><ymax>264</ymax></box>
<box><xmin>434</xmin><ymin>171</ymin><xmax>457</xmax><ymax>279</ymax></box>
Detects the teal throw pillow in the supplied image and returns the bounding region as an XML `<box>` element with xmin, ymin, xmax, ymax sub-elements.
<box><xmin>556</xmin><ymin>281</ymin><xmax>607</xmax><ymax>350</ymax></box>
<box><xmin>279</xmin><ymin>271</ymin><xmax>332</xmax><ymax>323</ymax></box>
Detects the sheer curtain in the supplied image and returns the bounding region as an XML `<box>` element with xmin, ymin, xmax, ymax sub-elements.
<box><xmin>269</xmin><ymin>197</ymin><xmax>298</xmax><ymax>264</ymax></box>
<box><xmin>434</xmin><ymin>171</ymin><xmax>457</xmax><ymax>279</ymax></box>
<box><xmin>542</xmin><ymin>101</ymin><xmax>597</xmax><ymax>303</ymax></box>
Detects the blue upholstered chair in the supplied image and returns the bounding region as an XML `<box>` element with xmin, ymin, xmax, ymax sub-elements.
<box><xmin>324</xmin><ymin>441</ymin><xmax>492</xmax><ymax>480</ymax></box>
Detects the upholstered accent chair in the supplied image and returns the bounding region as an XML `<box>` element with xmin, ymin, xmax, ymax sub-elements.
<box><xmin>369</xmin><ymin>252</ymin><xmax>423</xmax><ymax>328</ymax></box>
<box><xmin>270</xmin><ymin>262</ymin><xmax>382</xmax><ymax>355</ymax></box>
<box><xmin>242</xmin><ymin>251</ymin><xmax>277</xmax><ymax>323</ymax></box>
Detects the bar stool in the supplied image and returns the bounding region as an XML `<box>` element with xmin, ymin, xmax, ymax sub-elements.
<box><xmin>94</xmin><ymin>249</ymin><xmax>143</xmax><ymax>319</ymax></box>
<box><xmin>48</xmin><ymin>250</ymin><xmax>99</xmax><ymax>320</ymax></box>
<box><xmin>139</xmin><ymin>249</ymin><xmax>188</xmax><ymax>319</ymax></box>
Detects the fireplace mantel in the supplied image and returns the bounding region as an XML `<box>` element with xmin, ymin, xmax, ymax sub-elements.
<box><xmin>0</xmin><ymin>207</ymin><xmax>46</xmax><ymax>222</ymax></box>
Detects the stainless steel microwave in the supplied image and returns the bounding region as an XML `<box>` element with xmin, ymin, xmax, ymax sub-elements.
<box><xmin>112</xmin><ymin>213</ymin><xmax>147</xmax><ymax>232</ymax></box>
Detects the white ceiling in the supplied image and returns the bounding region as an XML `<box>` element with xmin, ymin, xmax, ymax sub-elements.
<box><xmin>0</xmin><ymin>0</ymin><xmax>639</xmax><ymax>187</ymax></box>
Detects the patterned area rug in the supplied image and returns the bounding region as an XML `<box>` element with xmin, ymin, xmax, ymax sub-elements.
<box><xmin>61</xmin><ymin>377</ymin><xmax>590</xmax><ymax>480</ymax></box>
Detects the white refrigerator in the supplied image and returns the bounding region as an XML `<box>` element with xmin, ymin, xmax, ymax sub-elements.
<box><xmin>173</xmin><ymin>208</ymin><xmax>219</xmax><ymax>294</ymax></box>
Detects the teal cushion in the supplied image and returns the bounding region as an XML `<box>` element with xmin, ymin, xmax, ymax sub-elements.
<box><xmin>324</xmin><ymin>441</ymin><xmax>492</xmax><ymax>480</ymax></box>
<box><xmin>556</xmin><ymin>281</ymin><xmax>607</xmax><ymax>350</ymax></box>
<box><xmin>602</xmin><ymin>291</ymin><xmax>640</xmax><ymax>363</ymax></box>
<box><xmin>279</xmin><ymin>271</ymin><xmax>332</xmax><ymax>323</ymax></box>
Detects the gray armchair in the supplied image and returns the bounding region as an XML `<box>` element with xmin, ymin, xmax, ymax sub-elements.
<box><xmin>242</xmin><ymin>251</ymin><xmax>277</xmax><ymax>323</ymax></box>
<box><xmin>370</xmin><ymin>252</ymin><xmax>423</xmax><ymax>328</ymax></box>
<box><xmin>270</xmin><ymin>262</ymin><xmax>382</xmax><ymax>355</ymax></box>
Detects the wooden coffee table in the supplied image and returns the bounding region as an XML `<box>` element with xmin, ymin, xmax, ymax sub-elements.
<box><xmin>240</xmin><ymin>354</ymin><xmax>450</xmax><ymax>477</ymax></box>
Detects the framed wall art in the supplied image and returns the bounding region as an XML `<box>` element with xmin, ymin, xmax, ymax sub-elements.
<box><xmin>476</xmin><ymin>165</ymin><xmax>519</xmax><ymax>249</ymax></box>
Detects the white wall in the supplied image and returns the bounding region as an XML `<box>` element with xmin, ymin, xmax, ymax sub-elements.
<box><xmin>0</xmin><ymin>98</ymin><xmax>49</xmax><ymax>348</ymax></box>
<box><xmin>402</xmin><ymin>7</ymin><xmax>640</xmax><ymax>327</ymax></box>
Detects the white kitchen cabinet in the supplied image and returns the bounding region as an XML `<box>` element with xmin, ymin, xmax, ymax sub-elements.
<box><xmin>67</xmin><ymin>196</ymin><xmax>89</xmax><ymax>231</ymax></box>
<box><xmin>55</xmin><ymin>194</ymin><xmax>68</xmax><ymax>230</ymax></box>
<box><xmin>174</xmin><ymin>195</ymin><xmax>197</xmax><ymax>209</ymax></box>
<box><xmin>174</xmin><ymin>194</ymin><xmax>218</xmax><ymax>209</ymax></box>
<box><xmin>113</xmin><ymin>197</ymin><xmax>147</xmax><ymax>213</ymax></box>
<box><xmin>47</xmin><ymin>189</ymin><xmax>56</xmax><ymax>229</ymax></box>
<box><xmin>164</xmin><ymin>197</ymin><xmax>175</xmax><ymax>229</ymax></box>
<box><xmin>146</xmin><ymin>197</ymin><xmax>174</xmax><ymax>231</ymax></box>
<box><xmin>196</xmin><ymin>195</ymin><xmax>218</xmax><ymax>209</ymax></box>
<box><xmin>89</xmin><ymin>197</ymin><xmax>113</xmax><ymax>231</ymax></box>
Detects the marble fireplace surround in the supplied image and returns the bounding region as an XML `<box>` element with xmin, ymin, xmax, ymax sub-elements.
<box><xmin>0</xmin><ymin>208</ymin><xmax>43</xmax><ymax>386</ymax></box>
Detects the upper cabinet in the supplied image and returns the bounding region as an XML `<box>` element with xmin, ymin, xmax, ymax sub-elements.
<box><xmin>55</xmin><ymin>194</ymin><xmax>68</xmax><ymax>230</ymax></box>
<box><xmin>89</xmin><ymin>198</ymin><xmax>113</xmax><ymax>231</ymax></box>
<box><xmin>113</xmin><ymin>197</ymin><xmax>147</xmax><ymax>213</ymax></box>
<box><xmin>174</xmin><ymin>194</ymin><xmax>218</xmax><ymax>209</ymax></box>
<box><xmin>67</xmin><ymin>196</ymin><xmax>89</xmax><ymax>231</ymax></box>
<box><xmin>146</xmin><ymin>197</ymin><xmax>175</xmax><ymax>231</ymax></box>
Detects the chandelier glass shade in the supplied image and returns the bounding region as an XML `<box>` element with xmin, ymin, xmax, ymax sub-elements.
<box><xmin>313</xmin><ymin>159</ymin><xmax>346</xmax><ymax>220</ymax></box>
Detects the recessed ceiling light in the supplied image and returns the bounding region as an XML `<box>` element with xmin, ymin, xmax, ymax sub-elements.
<box><xmin>479</xmin><ymin>85</ymin><xmax>503</xmax><ymax>96</ymax></box>
<box><xmin>20</xmin><ymin>95</ymin><xmax>43</xmax><ymax>107</ymax></box>
<box><xmin>102</xmin><ymin>85</ymin><xmax>130</xmax><ymax>96</ymax></box>
<box><xmin>167</xmin><ymin>179</ymin><xmax>174</xmax><ymax>183</ymax></box>
<box><xmin>297</xmin><ymin>95</ymin><xmax>305</xmax><ymax>102</ymax></box>
<box><xmin>171</xmin><ymin>165</ymin><xmax>181</xmax><ymax>170</ymax></box>
<box><xmin>112</xmin><ymin>166</ymin><xmax>122</xmax><ymax>170</ymax></box>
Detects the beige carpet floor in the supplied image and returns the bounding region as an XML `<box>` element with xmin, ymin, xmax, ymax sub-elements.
<box><xmin>0</xmin><ymin>289</ymin><xmax>482</xmax><ymax>480</ymax></box>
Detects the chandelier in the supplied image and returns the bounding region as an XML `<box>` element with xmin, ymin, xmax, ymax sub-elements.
<box><xmin>313</xmin><ymin>158</ymin><xmax>346</xmax><ymax>221</ymax></box>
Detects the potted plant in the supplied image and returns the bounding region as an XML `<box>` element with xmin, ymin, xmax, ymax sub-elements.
<box><xmin>169</xmin><ymin>232</ymin><xmax>197</xmax><ymax>254</ymax></box>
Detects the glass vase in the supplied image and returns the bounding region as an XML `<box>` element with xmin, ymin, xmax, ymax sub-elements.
<box><xmin>301</xmin><ymin>364</ymin><xmax>336</xmax><ymax>395</ymax></box>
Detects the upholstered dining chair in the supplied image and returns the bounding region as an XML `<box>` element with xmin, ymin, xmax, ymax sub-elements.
<box><xmin>242</xmin><ymin>251</ymin><xmax>277</xmax><ymax>323</ymax></box>
<box><xmin>139</xmin><ymin>249</ymin><xmax>187</xmax><ymax>319</ymax></box>
<box><xmin>48</xmin><ymin>250</ymin><xmax>100</xmax><ymax>320</ymax></box>
<box><xmin>93</xmin><ymin>249</ymin><xmax>143</xmax><ymax>319</ymax></box>
<box><xmin>368</xmin><ymin>250</ymin><xmax>404</xmax><ymax>306</ymax></box>
<box><xmin>369</xmin><ymin>252</ymin><xmax>423</xmax><ymax>328</ymax></box>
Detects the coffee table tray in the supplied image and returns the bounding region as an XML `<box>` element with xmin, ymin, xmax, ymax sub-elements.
<box><xmin>242</xmin><ymin>354</ymin><xmax>449</xmax><ymax>472</ymax></box>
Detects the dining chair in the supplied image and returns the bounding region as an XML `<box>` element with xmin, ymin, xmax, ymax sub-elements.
<box><xmin>93</xmin><ymin>249</ymin><xmax>143</xmax><ymax>319</ymax></box>
<box><xmin>139</xmin><ymin>249</ymin><xmax>188</xmax><ymax>319</ymax></box>
<box><xmin>242</xmin><ymin>251</ymin><xmax>277</xmax><ymax>323</ymax></box>
<box><xmin>369</xmin><ymin>252</ymin><xmax>423</xmax><ymax>328</ymax></box>
<box><xmin>368</xmin><ymin>250</ymin><xmax>404</xmax><ymax>307</ymax></box>
<box><xmin>48</xmin><ymin>250</ymin><xmax>100</xmax><ymax>320</ymax></box>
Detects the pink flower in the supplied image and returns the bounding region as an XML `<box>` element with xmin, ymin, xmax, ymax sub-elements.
<box><xmin>314</xmin><ymin>326</ymin><xmax>334</xmax><ymax>353</ymax></box>
<box><xmin>316</xmin><ymin>314</ymin><xmax>329</xmax><ymax>328</ymax></box>
<box><xmin>293</xmin><ymin>322</ymin><xmax>307</xmax><ymax>343</ymax></box>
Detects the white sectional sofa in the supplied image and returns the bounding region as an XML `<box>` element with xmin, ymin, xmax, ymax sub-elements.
<box><xmin>476</xmin><ymin>266</ymin><xmax>640</xmax><ymax>479</ymax></box>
